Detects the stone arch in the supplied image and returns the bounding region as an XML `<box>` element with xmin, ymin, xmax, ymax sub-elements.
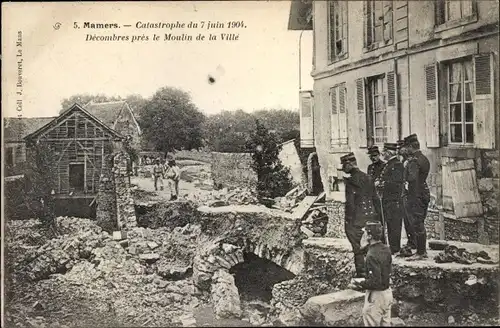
<box><xmin>307</xmin><ymin>152</ymin><xmax>324</xmax><ymax>196</ymax></box>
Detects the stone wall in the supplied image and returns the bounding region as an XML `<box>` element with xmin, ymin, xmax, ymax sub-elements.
<box><xmin>477</xmin><ymin>150</ymin><xmax>499</xmax><ymax>244</ymax></box>
<box><xmin>278</xmin><ymin>140</ymin><xmax>306</xmax><ymax>186</ymax></box>
<box><xmin>324</xmin><ymin>200</ymin><xmax>345</xmax><ymax>238</ymax></box>
<box><xmin>424</xmin><ymin>210</ymin><xmax>441</xmax><ymax>240</ymax></box>
<box><xmin>96</xmin><ymin>151</ymin><xmax>137</xmax><ymax>232</ymax></box>
<box><xmin>211</xmin><ymin>152</ymin><xmax>257</xmax><ymax>189</ymax></box>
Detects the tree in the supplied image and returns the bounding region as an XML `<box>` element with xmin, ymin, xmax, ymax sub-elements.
<box><xmin>246</xmin><ymin>120</ymin><xmax>293</xmax><ymax>200</ymax></box>
<box><xmin>203</xmin><ymin>108</ymin><xmax>300</xmax><ymax>153</ymax></box>
<box><xmin>60</xmin><ymin>93</ymin><xmax>122</xmax><ymax>112</ymax></box>
<box><xmin>23</xmin><ymin>142</ymin><xmax>59</xmax><ymax>231</ymax></box>
<box><xmin>139</xmin><ymin>87</ymin><xmax>206</xmax><ymax>153</ymax></box>
<box><xmin>124</xmin><ymin>94</ymin><xmax>148</xmax><ymax>119</ymax></box>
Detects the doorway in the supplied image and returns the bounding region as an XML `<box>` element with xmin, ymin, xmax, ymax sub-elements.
<box><xmin>69</xmin><ymin>163</ymin><xmax>85</xmax><ymax>191</ymax></box>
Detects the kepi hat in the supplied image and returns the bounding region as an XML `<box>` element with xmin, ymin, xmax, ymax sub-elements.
<box><xmin>383</xmin><ymin>142</ymin><xmax>398</xmax><ymax>151</ymax></box>
<box><xmin>367</xmin><ymin>145</ymin><xmax>380</xmax><ymax>155</ymax></box>
<box><xmin>363</xmin><ymin>221</ymin><xmax>383</xmax><ymax>237</ymax></box>
<box><xmin>340</xmin><ymin>152</ymin><xmax>356</xmax><ymax>164</ymax></box>
<box><xmin>404</xmin><ymin>133</ymin><xmax>419</xmax><ymax>145</ymax></box>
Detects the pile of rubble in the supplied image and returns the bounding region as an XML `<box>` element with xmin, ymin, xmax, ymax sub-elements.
<box><xmin>204</xmin><ymin>187</ymin><xmax>261</xmax><ymax>207</ymax></box>
<box><xmin>5</xmin><ymin>216</ymin><xmax>208</xmax><ymax>327</ymax></box>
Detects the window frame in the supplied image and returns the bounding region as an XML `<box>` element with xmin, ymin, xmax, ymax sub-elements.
<box><xmin>446</xmin><ymin>58</ymin><xmax>475</xmax><ymax>146</ymax></box>
<box><xmin>364</xmin><ymin>0</ymin><xmax>394</xmax><ymax>52</ymax></box>
<box><xmin>330</xmin><ymin>83</ymin><xmax>349</xmax><ymax>151</ymax></box>
<box><xmin>327</xmin><ymin>0</ymin><xmax>349</xmax><ymax>63</ymax></box>
<box><xmin>435</xmin><ymin>0</ymin><xmax>478</xmax><ymax>32</ymax></box>
<box><xmin>366</xmin><ymin>74</ymin><xmax>389</xmax><ymax>146</ymax></box>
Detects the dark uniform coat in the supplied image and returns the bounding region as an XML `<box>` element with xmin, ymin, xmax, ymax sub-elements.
<box><xmin>344</xmin><ymin>168</ymin><xmax>378</xmax><ymax>277</ymax></box>
<box><xmin>368</xmin><ymin>159</ymin><xmax>386</xmax><ymax>238</ymax></box>
<box><xmin>405</xmin><ymin>150</ymin><xmax>430</xmax><ymax>255</ymax></box>
<box><xmin>368</xmin><ymin>160</ymin><xmax>385</xmax><ymax>181</ymax></box>
<box><xmin>377</xmin><ymin>156</ymin><xmax>404</xmax><ymax>253</ymax></box>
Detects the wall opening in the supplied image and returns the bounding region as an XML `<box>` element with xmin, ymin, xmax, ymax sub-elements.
<box><xmin>229</xmin><ymin>252</ymin><xmax>296</xmax><ymax>325</ymax></box>
<box><xmin>230</xmin><ymin>252</ymin><xmax>296</xmax><ymax>302</ymax></box>
<box><xmin>307</xmin><ymin>153</ymin><xmax>324</xmax><ymax>196</ymax></box>
<box><xmin>69</xmin><ymin>163</ymin><xmax>85</xmax><ymax>191</ymax></box>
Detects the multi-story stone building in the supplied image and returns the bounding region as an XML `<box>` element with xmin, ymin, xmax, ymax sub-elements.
<box><xmin>289</xmin><ymin>0</ymin><xmax>499</xmax><ymax>243</ymax></box>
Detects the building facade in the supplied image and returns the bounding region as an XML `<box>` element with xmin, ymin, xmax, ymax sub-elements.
<box><xmin>290</xmin><ymin>0</ymin><xmax>499</xmax><ymax>243</ymax></box>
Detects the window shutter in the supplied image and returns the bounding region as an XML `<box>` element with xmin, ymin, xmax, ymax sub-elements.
<box><xmin>330</xmin><ymin>87</ymin><xmax>339</xmax><ymax>147</ymax></box>
<box><xmin>338</xmin><ymin>85</ymin><xmax>348</xmax><ymax>145</ymax></box>
<box><xmin>425</xmin><ymin>63</ymin><xmax>440</xmax><ymax>148</ymax></box>
<box><xmin>356</xmin><ymin>78</ymin><xmax>367</xmax><ymax>147</ymax></box>
<box><xmin>435</xmin><ymin>0</ymin><xmax>445</xmax><ymax>26</ymax></box>
<box><xmin>299</xmin><ymin>91</ymin><xmax>315</xmax><ymax>148</ymax></box>
<box><xmin>449</xmin><ymin>159</ymin><xmax>483</xmax><ymax>218</ymax></box>
<box><xmin>473</xmin><ymin>53</ymin><xmax>495</xmax><ymax>149</ymax></box>
<box><xmin>386</xmin><ymin>71</ymin><xmax>399</xmax><ymax>142</ymax></box>
<box><xmin>364</xmin><ymin>1</ymin><xmax>372</xmax><ymax>48</ymax></box>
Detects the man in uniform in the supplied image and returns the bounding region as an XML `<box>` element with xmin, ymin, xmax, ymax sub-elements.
<box><xmin>367</xmin><ymin>146</ymin><xmax>385</xmax><ymax>180</ymax></box>
<box><xmin>367</xmin><ymin>145</ymin><xmax>386</xmax><ymax>242</ymax></box>
<box><xmin>375</xmin><ymin>143</ymin><xmax>405</xmax><ymax>254</ymax></box>
<box><xmin>404</xmin><ymin>134</ymin><xmax>430</xmax><ymax>261</ymax></box>
<box><xmin>398</xmin><ymin>140</ymin><xmax>417</xmax><ymax>251</ymax></box>
<box><xmin>349</xmin><ymin>221</ymin><xmax>393</xmax><ymax>327</ymax></box>
<box><xmin>341</xmin><ymin>152</ymin><xmax>378</xmax><ymax>278</ymax></box>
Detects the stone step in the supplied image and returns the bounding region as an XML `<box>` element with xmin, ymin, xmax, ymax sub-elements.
<box><xmin>300</xmin><ymin>289</ymin><xmax>365</xmax><ymax>326</ymax></box>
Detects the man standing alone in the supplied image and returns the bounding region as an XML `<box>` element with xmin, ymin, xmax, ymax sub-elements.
<box><xmin>404</xmin><ymin>134</ymin><xmax>430</xmax><ymax>261</ymax></box>
<box><xmin>375</xmin><ymin>143</ymin><xmax>405</xmax><ymax>254</ymax></box>
<box><xmin>341</xmin><ymin>152</ymin><xmax>378</xmax><ymax>278</ymax></box>
<box><xmin>350</xmin><ymin>221</ymin><xmax>393</xmax><ymax>327</ymax></box>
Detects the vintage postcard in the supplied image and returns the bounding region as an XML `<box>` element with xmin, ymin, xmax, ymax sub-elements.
<box><xmin>2</xmin><ymin>1</ymin><xmax>499</xmax><ymax>327</ymax></box>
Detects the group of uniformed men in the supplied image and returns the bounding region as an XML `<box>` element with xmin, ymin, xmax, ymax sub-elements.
<box><xmin>341</xmin><ymin>133</ymin><xmax>430</xmax><ymax>326</ymax></box>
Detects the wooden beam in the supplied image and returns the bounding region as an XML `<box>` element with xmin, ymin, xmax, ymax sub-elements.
<box><xmin>44</xmin><ymin>137</ymin><xmax>114</xmax><ymax>141</ymax></box>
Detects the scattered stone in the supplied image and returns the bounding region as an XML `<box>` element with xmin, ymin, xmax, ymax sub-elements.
<box><xmin>392</xmin><ymin>317</ymin><xmax>406</xmax><ymax>327</ymax></box>
<box><xmin>112</xmin><ymin>231</ymin><xmax>127</xmax><ymax>241</ymax></box>
<box><xmin>301</xmin><ymin>289</ymin><xmax>364</xmax><ymax>326</ymax></box>
<box><xmin>32</xmin><ymin>301</ymin><xmax>44</xmax><ymax>311</ymax></box>
<box><xmin>448</xmin><ymin>315</ymin><xmax>455</xmax><ymax>324</ymax></box>
<box><xmin>148</xmin><ymin>241</ymin><xmax>159</xmax><ymax>249</ymax></box>
<box><xmin>119</xmin><ymin>239</ymin><xmax>129</xmax><ymax>248</ymax></box>
<box><xmin>211</xmin><ymin>269</ymin><xmax>242</xmax><ymax>319</ymax></box>
<box><xmin>139</xmin><ymin>253</ymin><xmax>160</xmax><ymax>263</ymax></box>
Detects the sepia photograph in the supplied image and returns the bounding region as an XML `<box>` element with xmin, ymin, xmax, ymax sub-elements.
<box><xmin>1</xmin><ymin>0</ymin><xmax>499</xmax><ymax>327</ymax></box>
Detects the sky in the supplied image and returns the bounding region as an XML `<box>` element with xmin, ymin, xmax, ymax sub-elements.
<box><xmin>2</xmin><ymin>1</ymin><xmax>313</xmax><ymax>118</ymax></box>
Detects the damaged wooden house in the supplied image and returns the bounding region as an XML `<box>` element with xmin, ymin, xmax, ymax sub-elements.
<box><xmin>21</xmin><ymin>101</ymin><xmax>142</xmax><ymax>216</ymax></box>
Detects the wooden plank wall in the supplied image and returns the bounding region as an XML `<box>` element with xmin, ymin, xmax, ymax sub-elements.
<box><xmin>39</xmin><ymin>112</ymin><xmax>116</xmax><ymax>194</ymax></box>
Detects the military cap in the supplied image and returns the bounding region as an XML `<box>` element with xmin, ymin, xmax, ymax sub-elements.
<box><xmin>363</xmin><ymin>221</ymin><xmax>383</xmax><ymax>237</ymax></box>
<box><xmin>404</xmin><ymin>133</ymin><xmax>419</xmax><ymax>144</ymax></box>
<box><xmin>383</xmin><ymin>142</ymin><xmax>398</xmax><ymax>151</ymax></box>
<box><xmin>367</xmin><ymin>145</ymin><xmax>380</xmax><ymax>155</ymax></box>
<box><xmin>340</xmin><ymin>152</ymin><xmax>356</xmax><ymax>164</ymax></box>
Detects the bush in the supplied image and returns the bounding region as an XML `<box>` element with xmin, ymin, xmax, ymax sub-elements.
<box><xmin>246</xmin><ymin>120</ymin><xmax>294</xmax><ymax>200</ymax></box>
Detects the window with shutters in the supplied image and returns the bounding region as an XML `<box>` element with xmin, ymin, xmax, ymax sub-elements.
<box><xmin>330</xmin><ymin>83</ymin><xmax>348</xmax><ymax>149</ymax></box>
<box><xmin>435</xmin><ymin>0</ymin><xmax>477</xmax><ymax>30</ymax></box>
<box><xmin>367</xmin><ymin>75</ymin><xmax>388</xmax><ymax>144</ymax></box>
<box><xmin>328</xmin><ymin>0</ymin><xmax>348</xmax><ymax>62</ymax></box>
<box><xmin>364</xmin><ymin>0</ymin><xmax>393</xmax><ymax>50</ymax></box>
<box><xmin>447</xmin><ymin>58</ymin><xmax>474</xmax><ymax>145</ymax></box>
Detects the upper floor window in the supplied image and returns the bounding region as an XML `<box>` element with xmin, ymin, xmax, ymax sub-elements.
<box><xmin>364</xmin><ymin>0</ymin><xmax>393</xmax><ymax>50</ymax></box>
<box><xmin>328</xmin><ymin>1</ymin><xmax>348</xmax><ymax>62</ymax></box>
<box><xmin>436</xmin><ymin>0</ymin><xmax>477</xmax><ymax>26</ymax></box>
<box><xmin>448</xmin><ymin>58</ymin><xmax>474</xmax><ymax>144</ymax></box>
